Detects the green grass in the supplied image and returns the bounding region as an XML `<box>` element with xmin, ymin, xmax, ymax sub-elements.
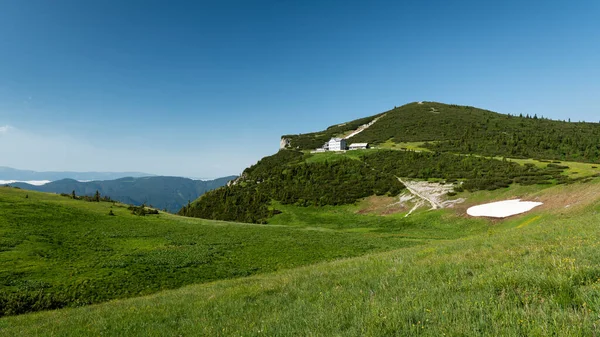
<box><xmin>303</xmin><ymin>149</ymin><xmax>368</xmax><ymax>163</ymax></box>
<box><xmin>3</xmin><ymin>179</ymin><xmax>600</xmax><ymax>336</ymax></box>
<box><xmin>376</xmin><ymin>139</ymin><xmax>432</xmax><ymax>151</ymax></box>
<box><xmin>268</xmin><ymin>202</ymin><xmax>490</xmax><ymax>240</ymax></box>
<box><xmin>0</xmin><ymin>187</ymin><xmax>425</xmax><ymax>316</ymax></box>
<box><xmin>502</xmin><ymin>157</ymin><xmax>600</xmax><ymax>179</ymax></box>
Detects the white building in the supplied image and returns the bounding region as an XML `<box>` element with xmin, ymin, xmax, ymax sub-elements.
<box><xmin>328</xmin><ymin>138</ymin><xmax>347</xmax><ymax>151</ymax></box>
<box><xmin>349</xmin><ymin>143</ymin><xmax>369</xmax><ymax>150</ymax></box>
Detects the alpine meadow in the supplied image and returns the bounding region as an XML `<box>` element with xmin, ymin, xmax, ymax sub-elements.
<box><xmin>2</xmin><ymin>101</ymin><xmax>600</xmax><ymax>336</ymax></box>
<box><xmin>3</xmin><ymin>1</ymin><xmax>600</xmax><ymax>335</ymax></box>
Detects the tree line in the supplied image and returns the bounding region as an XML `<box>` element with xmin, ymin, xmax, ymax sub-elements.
<box><xmin>180</xmin><ymin>150</ymin><xmax>403</xmax><ymax>223</ymax></box>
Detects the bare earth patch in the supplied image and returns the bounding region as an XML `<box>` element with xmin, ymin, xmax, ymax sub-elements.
<box><xmin>356</xmin><ymin>195</ymin><xmax>406</xmax><ymax>215</ymax></box>
<box><xmin>536</xmin><ymin>180</ymin><xmax>600</xmax><ymax>214</ymax></box>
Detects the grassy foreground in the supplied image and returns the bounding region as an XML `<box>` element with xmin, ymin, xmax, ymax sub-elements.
<box><xmin>2</xmin><ymin>180</ymin><xmax>600</xmax><ymax>335</ymax></box>
<box><xmin>0</xmin><ymin>187</ymin><xmax>427</xmax><ymax>316</ymax></box>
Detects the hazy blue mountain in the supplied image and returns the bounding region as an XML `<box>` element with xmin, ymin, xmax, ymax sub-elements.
<box><xmin>11</xmin><ymin>175</ymin><xmax>236</xmax><ymax>212</ymax></box>
<box><xmin>0</xmin><ymin>166</ymin><xmax>153</xmax><ymax>181</ymax></box>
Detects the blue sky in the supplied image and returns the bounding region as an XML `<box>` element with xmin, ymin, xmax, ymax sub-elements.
<box><xmin>1</xmin><ymin>0</ymin><xmax>599</xmax><ymax>178</ymax></box>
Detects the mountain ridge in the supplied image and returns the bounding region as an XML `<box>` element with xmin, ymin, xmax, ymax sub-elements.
<box><xmin>11</xmin><ymin>175</ymin><xmax>237</xmax><ymax>212</ymax></box>
<box><xmin>0</xmin><ymin>166</ymin><xmax>154</xmax><ymax>181</ymax></box>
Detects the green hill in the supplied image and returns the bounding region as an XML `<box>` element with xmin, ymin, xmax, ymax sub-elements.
<box><xmin>285</xmin><ymin>102</ymin><xmax>600</xmax><ymax>163</ymax></box>
<box><xmin>183</xmin><ymin>102</ymin><xmax>600</xmax><ymax>224</ymax></box>
<box><xmin>11</xmin><ymin>175</ymin><xmax>236</xmax><ymax>213</ymax></box>
<box><xmin>2</xmin><ymin>178</ymin><xmax>600</xmax><ymax>336</ymax></box>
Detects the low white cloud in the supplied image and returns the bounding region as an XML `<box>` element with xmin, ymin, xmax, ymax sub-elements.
<box><xmin>0</xmin><ymin>125</ymin><xmax>12</xmax><ymax>134</ymax></box>
<box><xmin>0</xmin><ymin>126</ymin><xmax>252</xmax><ymax>177</ymax></box>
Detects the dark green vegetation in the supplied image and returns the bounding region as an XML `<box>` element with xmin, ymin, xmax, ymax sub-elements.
<box><xmin>363</xmin><ymin>150</ymin><xmax>573</xmax><ymax>190</ymax></box>
<box><xmin>184</xmin><ymin>148</ymin><xmax>575</xmax><ymax>223</ymax></box>
<box><xmin>0</xmin><ymin>187</ymin><xmax>427</xmax><ymax>317</ymax></box>
<box><xmin>127</xmin><ymin>205</ymin><xmax>160</xmax><ymax>216</ymax></box>
<box><xmin>286</xmin><ymin>102</ymin><xmax>600</xmax><ymax>163</ymax></box>
<box><xmin>3</xmin><ymin>179</ymin><xmax>600</xmax><ymax>336</ymax></box>
<box><xmin>11</xmin><ymin>175</ymin><xmax>236</xmax><ymax>213</ymax></box>
<box><xmin>180</xmin><ymin>150</ymin><xmax>403</xmax><ymax>223</ymax></box>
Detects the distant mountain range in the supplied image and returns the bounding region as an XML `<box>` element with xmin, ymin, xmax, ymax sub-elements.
<box><xmin>10</xmin><ymin>175</ymin><xmax>237</xmax><ymax>213</ymax></box>
<box><xmin>0</xmin><ymin>166</ymin><xmax>153</xmax><ymax>181</ymax></box>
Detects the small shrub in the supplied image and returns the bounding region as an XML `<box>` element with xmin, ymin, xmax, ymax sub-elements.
<box><xmin>547</xmin><ymin>163</ymin><xmax>569</xmax><ymax>169</ymax></box>
<box><xmin>128</xmin><ymin>206</ymin><xmax>159</xmax><ymax>216</ymax></box>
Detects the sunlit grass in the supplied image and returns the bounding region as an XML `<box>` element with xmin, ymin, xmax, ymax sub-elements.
<box><xmin>3</xmin><ymin>182</ymin><xmax>600</xmax><ymax>336</ymax></box>
<box><xmin>502</xmin><ymin>157</ymin><xmax>600</xmax><ymax>178</ymax></box>
<box><xmin>0</xmin><ymin>187</ymin><xmax>422</xmax><ymax>316</ymax></box>
<box><xmin>376</xmin><ymin>139</ymin><xmax>432</xmax><ymax>151</ymax></box>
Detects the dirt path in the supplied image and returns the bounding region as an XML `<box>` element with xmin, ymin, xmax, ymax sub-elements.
<box><xmin>343</xmin><ymin>114</ymin><xmax>386</xmax><ymax>139</ymax></box>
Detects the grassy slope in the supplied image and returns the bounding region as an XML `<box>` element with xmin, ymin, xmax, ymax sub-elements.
<box><xmin>268</xmin><ymin>202</ymin><xmax>490</xmax><ymax>240</ymax></box>
<box><xmin>3</xmin><ymin>179</ymin><xmax>600</xmax><ymax>336</ymax></box>
<box><xmin>0</xmin><ymin>187</ymin><xmax>427</xmax><ymax>316</ymax></box>
<box><xmin>503</xmin><ymin>158</ymin><xmax>600</xmax><ymax>179</ymax></box>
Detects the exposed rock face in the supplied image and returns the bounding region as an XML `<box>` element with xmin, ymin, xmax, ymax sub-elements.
<box><xmin>227</xmin><ymin>174</ymin><xmax>243</xmax><ymax>187</ymax></box>
<box><xmin>280</xmin><ymin>137</ymin><xmax>291</xmax><ymax>149</ymax></box>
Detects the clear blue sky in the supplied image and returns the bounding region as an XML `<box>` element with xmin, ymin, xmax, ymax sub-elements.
<box><xmin>1</xmin><ymin>0</ymin><xmax>598</xmax><ymax>178</ymax></box>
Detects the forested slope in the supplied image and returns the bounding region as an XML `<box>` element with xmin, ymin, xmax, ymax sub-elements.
<box><xmin>179</xmin><ymin>150</ymin><xmax>403</xmax><ymax>223</ymax></box>
<box><xmin>184</xmin><ymin>101</ymin><xmax>600</xmax><ymax>224</ymax></box>
<box><xmin>183</xmin><ymin>149</ymin><xmax>571</xmax><ymax>223</ymax></box>
<box><xmin>285</xmin><ymin>102</ymin><xmax>600</xmax><ymax>163</ymax></box>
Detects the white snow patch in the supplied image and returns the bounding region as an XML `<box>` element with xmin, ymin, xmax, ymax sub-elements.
<box><xmin>0</xmin><ymin>180</ymin><xmax>52</xmax><ymax>186</ymax></box>
<box><xmin>467</xmin><ymin>199</ymin><xmax>543</xmax><ymax>218</ymax></box>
